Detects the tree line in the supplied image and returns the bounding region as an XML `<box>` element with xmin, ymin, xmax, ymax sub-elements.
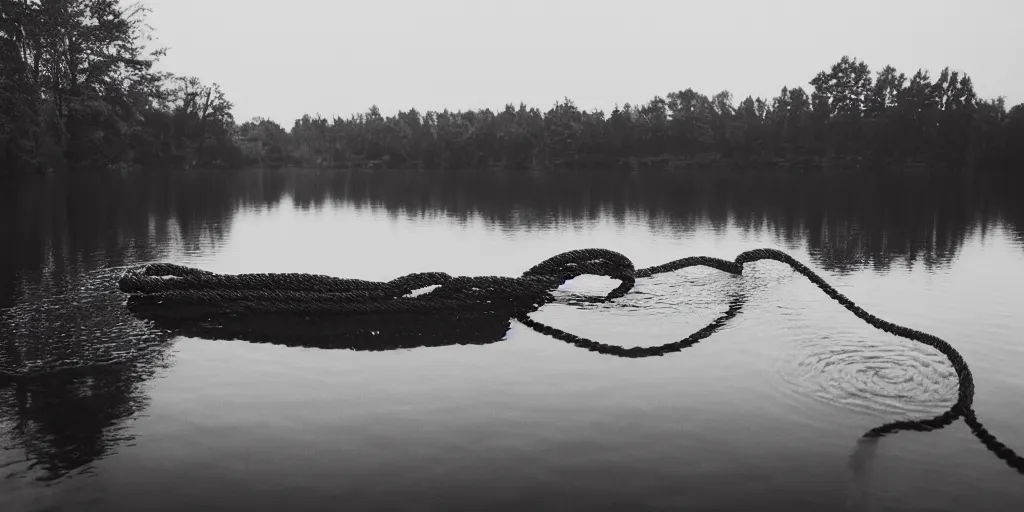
<box><xmin>3</xmin><ymin>1</ymin><xmax>1023</xmax><ymax>175</ymax></box>
<box><xmin>0</xmin><ymin>0</ymin><xmax>238</xmax><ymax>174</ymax></box>
<box><xmin>248</xmin><ymin>57</ymin><xmax>1024</xmax><ymax>173</ymax></box>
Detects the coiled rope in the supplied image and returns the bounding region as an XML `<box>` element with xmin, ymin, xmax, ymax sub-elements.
<box><xmin>118</xmin><ymin>248</ymin><xmax>1024</xmax><ymax>474</ymax></box>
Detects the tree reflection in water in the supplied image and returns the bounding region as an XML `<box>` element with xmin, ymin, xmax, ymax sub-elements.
<box><xmin>1</xmin><ymin>168</ymin><xmax>1023</xmax><ymax>482</ymax></box>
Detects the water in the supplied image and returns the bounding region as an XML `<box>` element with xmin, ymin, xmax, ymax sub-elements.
<box><xmin>1</xmin><ymin>168</ymin><xmax>1023</xmax><ymax>511</ymax></box>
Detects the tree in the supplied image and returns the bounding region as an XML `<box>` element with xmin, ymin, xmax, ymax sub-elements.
<box><xmin>0</xmin><ymin>0</ymin><xmax>44</xmax><ymax>172</ymax></box>
<box><xmin>811</xmin><ymin>55</ymin><xmax>873</xmax><ymax>118</ymax></box>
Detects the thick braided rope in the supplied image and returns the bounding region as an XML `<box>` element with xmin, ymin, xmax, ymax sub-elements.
<box><xmin>518</xmin><ymin>248</ymin><xmax>1023</xmax><ymax>474</ymax></box>
<box><xmin>118</xmin><ymin>248</ymin><xmax>1023</xmax><ymax>474</ymax></box>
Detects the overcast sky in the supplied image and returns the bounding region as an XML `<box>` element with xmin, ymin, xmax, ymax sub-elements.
<box><xmin>143</xmin><ymin>0</ymin><xmax>1022</xmax><ymax>127</ymax></box>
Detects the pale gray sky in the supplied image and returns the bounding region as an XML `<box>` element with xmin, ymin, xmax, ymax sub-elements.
<box><xmin>144</xmin><ymin>0</ymin><xmax>1022</xmax><ymax>127</ymax></box>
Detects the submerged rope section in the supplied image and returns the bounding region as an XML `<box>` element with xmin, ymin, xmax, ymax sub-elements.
<box><xmin>118</xmin><ymin>248</ymin><xmax>1023</xmax><ymax>474</ymax></box>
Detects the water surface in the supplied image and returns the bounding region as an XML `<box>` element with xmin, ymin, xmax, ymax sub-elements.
<box><xmin>2</xmin><ymin>169</ymin><xmax>1023</xmax><ymax>511</ymax></box>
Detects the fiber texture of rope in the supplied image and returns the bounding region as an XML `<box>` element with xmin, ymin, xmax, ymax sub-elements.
<box><xmin>118</xmin><ymin>247</ymin><xmax>1023</xmax><ymax>474</ymax></box>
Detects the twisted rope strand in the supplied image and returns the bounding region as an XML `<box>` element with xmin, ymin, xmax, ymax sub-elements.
<box><xmin>117</xmin><ymin>248</ymin><xmax>1023</xmax><ymax>474</ymax></box>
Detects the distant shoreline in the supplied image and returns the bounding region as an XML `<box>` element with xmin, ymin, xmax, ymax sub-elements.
<box><xmin>214</xmin><ymin>155</ymin><xmax>973</xmax><ymax>175</ymax></box>
<box><xmin>13</xmin><ymin>154</ymin><xmax>1011</xmax><ymax>179</ymax></box>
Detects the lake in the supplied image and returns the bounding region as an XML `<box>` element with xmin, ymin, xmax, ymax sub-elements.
<box><xmin>1</xmin><ymin>168</ymin><xmax>1023</xmax><ymax>511</ymax></box>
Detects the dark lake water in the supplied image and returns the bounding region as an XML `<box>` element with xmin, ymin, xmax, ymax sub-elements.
<box><xmin>1</xmin><ymin>168</ymin><xmax>1023</xmax><ymax>511</ymax></box>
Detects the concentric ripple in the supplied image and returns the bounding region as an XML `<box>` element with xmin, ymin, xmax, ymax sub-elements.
<box><xmin>777</xmin><ymin>334</ymin><xmax>959</xmax><ymax>418</ymax></box>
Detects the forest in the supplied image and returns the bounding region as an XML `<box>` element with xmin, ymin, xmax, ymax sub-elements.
<box><xmin>2</xmin><ymin>0</ymin><xmax>1023</xmax><ymax>175</ymax></box>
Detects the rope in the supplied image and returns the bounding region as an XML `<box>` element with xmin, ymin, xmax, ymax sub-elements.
<box><xmin>118</xmin><ymin>248</ymin><xmax>1024</xmax><ymax>474</ymax></box>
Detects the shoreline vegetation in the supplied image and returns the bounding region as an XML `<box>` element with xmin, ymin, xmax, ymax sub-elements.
<box><xmin>2</xmin><ymin>2</ymin><xmax>1023</xmax><ymax>177</ymax></box>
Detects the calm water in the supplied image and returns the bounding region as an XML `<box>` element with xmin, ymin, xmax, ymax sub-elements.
<box><xmin>1</xmin><ymin>168</ymin><xmax>1023</xmax><ymax>511</ymax></box>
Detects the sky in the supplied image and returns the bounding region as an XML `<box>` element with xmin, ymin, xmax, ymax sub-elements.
<box><xmin>142</xmin><ymin>0</ymin><xmax>1023</xmax><ymax>128</ymax></box>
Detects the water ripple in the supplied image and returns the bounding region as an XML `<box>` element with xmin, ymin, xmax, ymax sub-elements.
<box><xmin>776</xmin><ymin>334</ymin><xmax>958</xmax><ymax>418</ymax></box>
<box><xmin>0</xmin><ymin>266</ymin><xmax>175</xmax><ymax>482</ymax></box>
